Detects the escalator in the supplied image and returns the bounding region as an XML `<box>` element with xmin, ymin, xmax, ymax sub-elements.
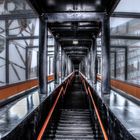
<box><xmin>42</xmin><ymin>75</ymin><xmax>104</xmax><ymax>140</ymax></box>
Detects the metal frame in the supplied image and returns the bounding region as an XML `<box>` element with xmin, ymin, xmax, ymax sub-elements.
<box><xmin>0</xmin><ymin>7</ymin><xmax>39</xmax><ymax>85</ymax></box>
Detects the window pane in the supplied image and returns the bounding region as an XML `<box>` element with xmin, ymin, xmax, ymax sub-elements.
<box><xmin>8</xmin><ymin>19</ymin><xmax>39</xmax><ymax>37</ymax></box>
<box><xmin>127</xmin><ymin>47</ymin><xmax>140</xmax><ymax>84</ymax></box>
<box><xmin>111</xmin><ymin>39</ymin><xmax>140</xmax><ymax>46</ymax></box>
<box><xmin>0</xmin><ymin>36</ymin><xmax>5</xmax><ymax>86</ymax></box>
<box><xmin>116</xmin><ymin>49</ymin><xmax>125</xmax><ymax>80</ymax></box>
<box><xmin>110</xmin><ymin>18</ymin><xmax>140</xmax><ymax>36</ymax></box>
<box><xmin>115</xmin><ymin>0</ymin><xmax>140</xmax><ymax>13</ymax></box>
<box><xmin>0</xmin><ymin>20</ymin><xmax>5</xmax><ymax>36</ymax></box>
<box><xmin>28</xmin><ymin>48</ymin><xmax>38</xmax><ymax>79</ymax></box>
<box><xmin>48</xmin><ymin>31</ymin><xmax>55</xmax><ymax>76</ymax></box>
<box><xmin>110</xmin><ymin>52</ymin><xmax>115</xmax><ymax>78</ymax></box>
<box><xmin>0</xmin><ymin>0</ymin><xmax>33</xmax><ymax>15</ymax></box>
<box><xmin>9</xmin><ymin>42</ymin><xmax>26</xmax><ymax>83</ymax></box>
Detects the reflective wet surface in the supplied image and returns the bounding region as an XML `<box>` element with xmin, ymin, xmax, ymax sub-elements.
<box><xmin>0</xmin><ymin>81</ymin><xmax>56</xmax><ymax>138</ymax></box>
<box><xmin>0</xmin><ymin>78</ymin><xmax>140</xmax><ymax>139</ymax></box>
<box><xmin>92</xmin><ymin>81</ymin><xmax>140</xmax><ymax>140</ymax></box>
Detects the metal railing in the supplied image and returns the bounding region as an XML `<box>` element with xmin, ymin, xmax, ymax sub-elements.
<box><xmin>80</xmin><ymin>71</ymin><xmax>108</xmax><ymax>140</ymax></box>
<box><xmin>37</xmin><ymin>72</ymin><xmax>75</xmax><ymax>140</ymax></box>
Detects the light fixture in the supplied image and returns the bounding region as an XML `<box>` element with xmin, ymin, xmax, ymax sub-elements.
<box><xmin>73</xmin><ymin>40</ymin><xmax>78</xmax><ymax>45</ymax></box>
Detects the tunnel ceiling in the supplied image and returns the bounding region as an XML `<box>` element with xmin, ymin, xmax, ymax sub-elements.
<box><xmin>28</xmin><ymin>0</ymin><xmax>119</xmax><ymax>64</ymax></box>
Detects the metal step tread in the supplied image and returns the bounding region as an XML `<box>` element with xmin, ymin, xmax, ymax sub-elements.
<box><xmin>57</xmin><ymin>123</ymin><xmax>92</xmax><ymax>127</ymax></box>
<box><xmin>56</xmin><ymin>126</ymin><xmax>93</xmax><ymax>130</ymax></box>
<box><xmin>58</xmin><ymin>120</ymin><xmax>91</xmax><ymax>124</ymax></box>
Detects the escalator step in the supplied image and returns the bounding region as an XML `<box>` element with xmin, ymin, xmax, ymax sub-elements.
<box><xmin>44</xmin><ymin>76</ymin><xmax>104</xmax><ymax>140</ymax></box>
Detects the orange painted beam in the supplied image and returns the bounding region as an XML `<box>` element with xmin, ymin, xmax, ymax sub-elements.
<box><xmin>48</xmin><ymin>75</ymin><xmax>54</xmax><ymax>81</ymax></box>
<box><xmin>0</xmin><ymin>75</ymin><xmax>55</xmax><ymax>100</ymax></box>
<box><xmin>0</xmin><ymin>79</ymin><xmax>38</xmax><ymax>100</ymax></box>
<box><xmin>97</xmin><ymin>74</ymin><xmax>140</xmax><ymax>99</ymax></box>
<box><xmin>111</xmin><ymin>79</ymin><xmax>140</xmax><ymax>99</ymax></box>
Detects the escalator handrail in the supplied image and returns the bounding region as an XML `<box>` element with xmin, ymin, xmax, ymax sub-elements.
<box><xmin>80</xmin><ymin>72</ymin><xmax>108</xmax><ymax>140</ymax></box>
<box><xmin>87</xmin><ymin>87</ymin><xmax>108</xmax><ymax>140</ymax></box>
<box><xmin>37</xmin><ymin>87</ymin><xmax>64</xmax><ymax>140</ymax></box>
<box><xmin>37</xmin><ymin>72</ymin><xmax>74</xmax><ymax>140</ymax></box>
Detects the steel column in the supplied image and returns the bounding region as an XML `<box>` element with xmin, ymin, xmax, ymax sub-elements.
<box><xmin>54</xmin><ymin>39</ymin><xmax>59</xmax><ymax>84</ymax></box>
<box><xmin>85</xmin><ymin>56</ymin><xmax>88</xmax><ymax>78</ymax></box>
<box><xmin>91</xmin><ymin>39</ymin><xmax>97</xmax><ymax>84</ymax></box>
<box><xmin>97</xmin><ymin>57</ymin><xmax>101</xmax><ymax>74</ymax></box>
<box><xmin>61</xmin><ymin>49</ymin><xmax>65</xmax><ymax>80</ymax></box>
<box><xmin>65</xmin><ymin>55</ymin><xmax>68</xmax><ymax>76</ymax></box>
<box><xmin>88</xmin><ymin>52</ymin><xmax>91</xmax><ymax>80</ymax></box>
<box><xmin>48</xmin><ymin>56</ymin><xmax>51</xmax><ymax>75</ymax></box>
<box><xmin>39</xmin><ymin>18</ymin><xmax>47</xmax><ymax>94</ymax></box>
<box><xmin>64</xmin><ymin>53</ymin><xmax>66</xmax><ymax>76</ymax></box>
<box><xmin>124</xmin><ymin>48</ymin><xmax>128</xmax><ymax>81</ymax></box>
<box><xmin>101</xmin><ymin>15</ymin><xmax>110</xmax><ymax>94</ymax></box>
<box><xmin>114</xmin><ymin>52</ymin><xmax>117</xmax><ymax>78</ymax></box>
<box><xmin>5</xmin><ymin>20</ymin><xmax>9</xmax><ymax>84</ymax></box>
<box><xmin>25</xmin><ymin>48</ymin><xmax>28</xmax><ymax>80</ymax></box>
<box><xmin>60</xmin><ymin>47</ymin><xmax>62</xmax><ymax>82</ymax></box>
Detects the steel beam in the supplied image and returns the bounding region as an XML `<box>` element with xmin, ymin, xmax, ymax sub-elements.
<box><xmin>39</xmin><ymin>19</ymin><xmax>47</xmax><ymax>94</ymax></box>
<box><xmin>98</xmin><ymin>45</ymin><xmax>127</xmax><ymax>48</ymax></box>
<box><xmin>112</xmin><ymin>12</ymin><xmax>140</xmax><ymax>18</ymax></box>
<box><xmin>101</xmin><ymin>16</ymin><xmax>110</xmax><ymax>94</ymax></box>
<box><xmin>45</xmin><ymin>12</ymin><xmax>104</xmax><ymax>23</ymax></box>
<box><xmin>8</xmin><ymin>36</ymin><xmax>39</xmax><ymax>40</ymax></box>
<box><xmin>111</xmin><ymin>35</ymin><xmax>140</xmax><ymax>40</ymax></box>
<box><xmin>63</xmin><ymin>46</ymin><xmax>88</xmax><ymax>50</ymax></box>
<box><xmin>51</xmin><ymin>27</ymin><xmax>99</xmax><ymax>32</ymax></box>
<box><xmin>108</xmin><ymin>0</ymin><xmax>121</xmax><ymax>15</ymax></box>
<box><xmin>66</xmin><ymin>51</ymin><xmax>86</xmax><ymax>54</ymax></box>
<box><xmin>0</xmin><ymin>10</ymin><xmax>37</xmax><ymax>20</ymax></box>
<box><xmin>69</xmin><ymin>54</ymin><xmax>85</xmax><ymax>57</ymax></box>
<box><xmin>60</xmin><ymin>38</ymin><xmax>92</xmax><ymax>41</ymax></box>
<box><xmin>63</xmin><ymin>45</ymin><xmax>90</xmax><ymax>48</ymax></box>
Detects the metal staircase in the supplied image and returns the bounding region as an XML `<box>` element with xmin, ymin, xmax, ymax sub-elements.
<box><xmin>42</xmin><ymin>76</ymin><xmax>104</xmax><ymax>140</ymax></box>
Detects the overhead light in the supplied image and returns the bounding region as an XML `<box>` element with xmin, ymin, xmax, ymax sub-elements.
<box><xmin>73</xmin><ymin>40</ymin><xmax>78</xmax><ymax>45</ymax></box>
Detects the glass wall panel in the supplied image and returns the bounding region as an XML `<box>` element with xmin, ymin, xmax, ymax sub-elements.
<box><xmin>9</xmin><ymin>41</ymin><xmax>26</xmax><ymax>83</ymax></box>
<box><xmin>115</xmin><ymin>0</ymin><xmax>140</xmax><ymax>13</ymax></box>
<box><xmin>127</xmin><ymin>47</ymin><xmax>140</xmax><ymax>84</ymax></box>
<box><xmin>8</xmin><ymin>18</ymin><xmax>39</xmax><ymax>37</ymax></box>
<box><xmin>110</xmin><ymin>15</ymin><xmax>140</xmax><ymax>85</ymax></box>
<box><xmin>111</xmin><ymin>39</ymin><xmax>140</xmax><ymax>46</ymax></box>
<box><xmin>0</xmin><ymin>0</ymin><xmax>32</xmax><ymax>15</ymax></box>
<box><xmin>0</xmin><ymin>20</ymin><xmax>5</xmax><ymax>36</ymax></box>
<box><xmin>116</xmin><ymin>49</ymin><xmax>125</xmax><ymax>80</ymax></box>
<box><xmin>111</xmin><ymin>18</ymin><xmax>140</xmax><ymax>37</ymax></box>
<box><xmin>0</xmin><ymin>36</ymin><xmax>5</xmax><ymax>86</ymax></box>
<box><xmin>48</xmin><ymin>35</ymin><xmax>55</xmax><ymax>76</ymax></box>
<box><xmin>110</xmin><ymin>52</ymin><xmax>115</xmax><ymax>78</ymax></box>
<box><xmin>27</xmin><ymin>48</ymin><xmax>38</xmax><ymax>79</ymax></box>
<box><xmin>0</xmin><ymin>0</ymin><xmax>39</xmax><ymax>86</ymax></box>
